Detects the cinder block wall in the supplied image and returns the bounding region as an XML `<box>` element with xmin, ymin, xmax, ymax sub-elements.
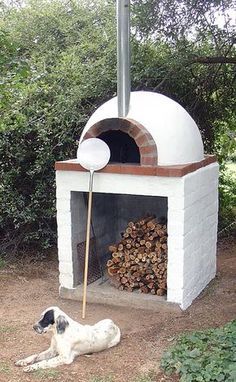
<box><xmin>167</xmin><ymin>163</ymin><xmax>219</xmax><ymax>308</ymax></box>
<box><xmin>182</xmin><ymin>164</ymin><xmax>218</xmax><ymax>308</ymax></box>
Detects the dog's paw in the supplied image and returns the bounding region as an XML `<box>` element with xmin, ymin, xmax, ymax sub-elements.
<box><xmin>23</xmin><ymin>365</ymin><xmax>36</xmax><ymax>373</ymax></box>
<box><xmin>15</xmin><ymin>359</ymin><xmax>29</xmax><ymax>367</ymax></box>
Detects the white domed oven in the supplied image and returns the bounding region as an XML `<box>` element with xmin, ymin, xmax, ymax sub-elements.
<box><xmin>55</xmin><ymin>1</ymin><xmax>218</xmax><ymax>311</ymax></box>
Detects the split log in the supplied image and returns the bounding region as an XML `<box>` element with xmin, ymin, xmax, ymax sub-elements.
<box><xmin>108</xmin><ymin>245</ymin><xmax>117</xmax><ymax>252</ymax></box>
<box><xmin>156</xmin><ymin>288</ymin><xmax>166</xmax><ymax>296</ymax></box>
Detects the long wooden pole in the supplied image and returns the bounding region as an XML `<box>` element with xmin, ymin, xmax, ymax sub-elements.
<box><xmin>82</xmin><ymin>170</ymin><xmax>94</xmax><ymax>319</ymax></box>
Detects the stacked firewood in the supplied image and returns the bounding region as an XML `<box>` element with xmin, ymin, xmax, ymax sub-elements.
<box><xmin>106</xmin><ymin>215</ymin><xmax>167</xmax><ymax>296</ymax></box>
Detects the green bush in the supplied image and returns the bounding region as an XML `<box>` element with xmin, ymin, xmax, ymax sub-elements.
<box><xmin>230</xmin><ymin>153</ymin><xmax>236</xmax><ymax>163</ymax></box>
<box><xmin>0</xmin><ymin>0</ymin><xmax>116</xmax><ymax>254</ymax></box>
<box><xmin>218</xmin><ymin>170</ymin><xmax>236</xmax><ymax>232</ymax></box>
<box><xmin>161</xmin><ymin>320</ymin><xmax>236</xmax><ymax>382</ymax></box>
<box><xmin>0</xmin><ymin>121</ymin><xmax>78</xmax><ymax>253</ymax></box>
<box><xmin>0</xmin><ymin>256</ymin><xmax>6</xmax><ymax>268</ymax></box>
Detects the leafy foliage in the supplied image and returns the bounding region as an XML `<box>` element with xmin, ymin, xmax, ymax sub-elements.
<box><xmin>161</xmin><ymin>320</ymin><xmax>236</xmax><ymax>382</ymax></box>
<box><xmin>0</xmin><ymin>256</ymin><xmax>6</xmax><ymax>268</ymax></box>
<box><xmin>214</xmin><ymin>112</ymin><xmax>236</xmax><ymax>230</ymax></box>
<box><xmin>218</xmin><ymin>170</ymin><xmax>236</xmax><ymax>231</ymax></box>
<box><xmin>131</xmin><ymin>0</ymin><xmax>236</xmax><ymax>153</ymax></box>
<box><xmin>0</xmin><ymin>0</ymin><xmax>116</xmax><ymax>253</ymax></box>
<box><xmin>0</xmin><ymin>0</ymin><xmax>235</xmax><ymax>252</ymax></box>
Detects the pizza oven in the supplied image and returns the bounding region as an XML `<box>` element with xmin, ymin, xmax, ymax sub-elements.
<box><xmin>55</xmin><ymin>0</ymin><xmax>219</xmax><ymax>311</ymax></box>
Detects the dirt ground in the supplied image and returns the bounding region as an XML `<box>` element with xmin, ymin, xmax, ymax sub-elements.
<box><xmin>0</xmin><ymin>236</ymin><xmax>235</xmax><ymax>382</ymax></box>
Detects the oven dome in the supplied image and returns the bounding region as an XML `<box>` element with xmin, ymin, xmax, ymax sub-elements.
<box><xmin>80</xmin><ymin>91</ymin><xmax>204</xmax><ymax>166</ymax></box>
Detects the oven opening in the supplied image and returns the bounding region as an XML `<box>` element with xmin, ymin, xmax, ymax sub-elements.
<box><xmin>98</xmin><ymin>130</ymin><xmax>140</xmax><ymax>164</ymax></box>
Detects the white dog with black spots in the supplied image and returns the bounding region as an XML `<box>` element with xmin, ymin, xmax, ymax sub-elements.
<box><xmin>15</xmin><ymin>306</ymin><xmax>121</xmax><ymax>372</ymax></box>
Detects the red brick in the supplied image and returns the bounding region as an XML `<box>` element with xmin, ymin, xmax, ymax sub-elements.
<box><xmin>55</xmin><ymin>162</ymin><xmax>86</xmax><ymax>172</ymax></box>
<box><xmin>120</xmin><ymin>165</ymin><xmax>156</xmax><ymax>176</ymax></box>
<box><xmin>128</xmin><ymin>125</ymin><xmax>142</xmax><ymax>139</ymax></box>
<box><xmin>141</xmin><ymin>156</ymin><xmax>157</xmax><ymax>166</ymax></box>
<box><xmin>147</xmin><ymin>137</ymin><xmax>156</xmax><ymax>146</ymax></box>
<box><xmin>204</xmin><ymin>154</ymin><xmax>217</xmax><ymax>165</ymax></box>
<box><xmin>99</xmin><ymin>164</ymin><xmax>121</xmax><ymax>174</ymax></box>
<box><xmin>140</xmin><ymin>145</ymin><xmax>157</xmax><ymax>155</ymax></box>
<box><xmin>84</xmin><ymin>132</ymin><xmax>95</xmax><ymax>139</ymax></box>
<box><xmin>135</xmin><ymin>134</ymin><xmax>149</xmax><ymax>147</ymax></box>
<box><xmin>89</xmin><ymin>124</ymin><xmax>104</xmax><ymax>136</ymax></box>
<box><xmin>126</xmin><ymin>119</ymin><xmax>148</xmax><ymax>138</ymax></box>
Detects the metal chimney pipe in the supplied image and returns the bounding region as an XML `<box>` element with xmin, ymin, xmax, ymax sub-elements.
<box><xmin>117</xmin><ymin>0</ymin><xmax>130</xmax><ymax>118</ymax></box>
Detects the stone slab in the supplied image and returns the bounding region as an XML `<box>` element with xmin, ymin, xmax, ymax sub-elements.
<box><xmin>59</xmin><ymin>278</ymin><xmax>181</xmax><ymax>313</ymax></box>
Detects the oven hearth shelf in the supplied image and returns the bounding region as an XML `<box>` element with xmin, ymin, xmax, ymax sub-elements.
<box><xmin>55</xmin><ymin>155</ymin><xmax>216</xmax><ymax>177</ymax></box>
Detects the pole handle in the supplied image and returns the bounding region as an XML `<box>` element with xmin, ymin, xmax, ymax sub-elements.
<box><xmin>82</xmin><ymin>170</ymin><xmax>94</xmax><ymax>319</ymax></box>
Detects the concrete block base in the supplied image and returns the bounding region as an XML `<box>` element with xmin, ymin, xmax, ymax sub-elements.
<box><xmin>59</xmin><ymin>279</ymin><xmax>181</xmax><ymax>313</ymax></box>
<box><xmin>56</xmin><ymin>162</ymin><xmax>219</xmax><ymax>310</ymax></box>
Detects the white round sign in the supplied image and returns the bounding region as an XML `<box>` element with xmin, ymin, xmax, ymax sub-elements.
<box><xmin>77</xmin><ymin>138</ymin><xmax>111</xmax><ymax>171</ymax></box>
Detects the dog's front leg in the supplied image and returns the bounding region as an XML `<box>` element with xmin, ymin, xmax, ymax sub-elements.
<box><xmin>23</xmin><ymin>355</ymin><xmax>73</xmax><ymax>372</ymax></box>
<box><xmin>15</xmin><ymin>336</ymin><xmax>57</xmax><ymax>367</ymax></box>
<box><xmin>15</xmin><ymin>347</ymin><xmax>57</xmax><ymax>367</ymax></box>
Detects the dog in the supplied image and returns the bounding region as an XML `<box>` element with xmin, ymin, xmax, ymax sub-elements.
<box><xmin>15</xmin><ymin>306</ymin><xmax>121</xmax><ymax>372</ymax></box>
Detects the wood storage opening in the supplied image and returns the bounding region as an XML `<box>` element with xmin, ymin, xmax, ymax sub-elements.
<box><xmin>70</xmin><ymin>191</ymin><xmax>168</xmax><ymax>297</ymax></box>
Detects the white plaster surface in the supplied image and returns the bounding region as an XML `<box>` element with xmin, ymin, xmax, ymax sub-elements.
<box><xmin>80</xmin><ymin>91</ymin><xmax>204</xmax><ymax>166</ymax></box>
<box><xmin>56</xmin><ymin>163</ymin><xmax>219</xmax><ymax>310</ymax></box>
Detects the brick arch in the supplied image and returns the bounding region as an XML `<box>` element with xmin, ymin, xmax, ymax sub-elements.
<box><xmin>83</xmin><ymin>118</ymin><xmax>158</xmax><ymax>166</ymax></box>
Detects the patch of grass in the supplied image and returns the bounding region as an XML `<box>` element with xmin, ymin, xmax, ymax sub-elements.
<box><xmin>161</xmin><ymin>320</ymin><xmax>236</xmax><ymax>382</ymax></box>
<box><xmin>0</xmin><ymin>362</ymin><xmax>10</xmax><ymax>374</ymax></box>
<box><xmin>133</xmin><ymin>375</ymin><xmax>155</xmax><ymax>382</ymax></box>
<box><xmin>0</xmin><ymin>325</ymin><xmax>17</xmax><ymax>334</ymax></box>
<box><xmin>34</xmin><ymin>369</ymin><xmax>61</xmax><ymax>380</ymax></box>
<box><xmin>89</xmin><ymin>373</ymin><xmax>156</xmax><ymax>382</ymax></box>
<box><xmin>0</xmin><ymin>256</ymin><xmax>6</xmax><ymax>268</ymax></box>
<box><xmin>0</xmin><ymin>325</ymin><xmax>18</xmax><ymax>342</ymax></box>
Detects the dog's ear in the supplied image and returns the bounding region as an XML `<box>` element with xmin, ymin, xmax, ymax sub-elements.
<box><xmin>56</xmin><ymin>315</ymin><xmax>69</xmax><ymax>334</ymax></box>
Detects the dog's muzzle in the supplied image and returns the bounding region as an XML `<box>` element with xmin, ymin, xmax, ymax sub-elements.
<box><xmin>33</xmin><ymin>324</ymin><xmax>44</xmax><ymax>334</ymax></box>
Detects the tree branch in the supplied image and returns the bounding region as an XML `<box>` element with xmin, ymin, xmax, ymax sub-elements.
<box><xmin>191</xmin><ymin>56</ymin><xmax>236</xmax><ymax>64</ymax></box>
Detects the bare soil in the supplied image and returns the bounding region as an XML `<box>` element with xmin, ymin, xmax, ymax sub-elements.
<box><xmin>0</xmin><ymin>237</ymin><xmax>235</xmax><ymax>382</ymax></box>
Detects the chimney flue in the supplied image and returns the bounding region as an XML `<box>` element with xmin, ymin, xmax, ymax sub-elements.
<box><xmin>117</xmin><ymin>0</ymin><xmax>130</xmax><ymax>118</ymax></box>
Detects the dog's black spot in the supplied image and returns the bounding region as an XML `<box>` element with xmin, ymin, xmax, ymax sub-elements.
<box><xmin>39</xmin><ymin>309</ymin><xmax>55</xmax><ymax>328</ymax></box>
<box><xmin>56</xmin><ymin>315</ymin><xmax>69</xmax><ymax>334</ymax></box>
<box><xmin>33</xmin><ymin>309</ymin><xmax>55</xmax><ymax>334</ymax></box>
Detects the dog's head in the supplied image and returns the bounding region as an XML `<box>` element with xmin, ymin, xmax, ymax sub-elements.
<box><xmin>33</xmin><ymin>307</ymin><xmax>69</xmax><ymax>335</ymax></box>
